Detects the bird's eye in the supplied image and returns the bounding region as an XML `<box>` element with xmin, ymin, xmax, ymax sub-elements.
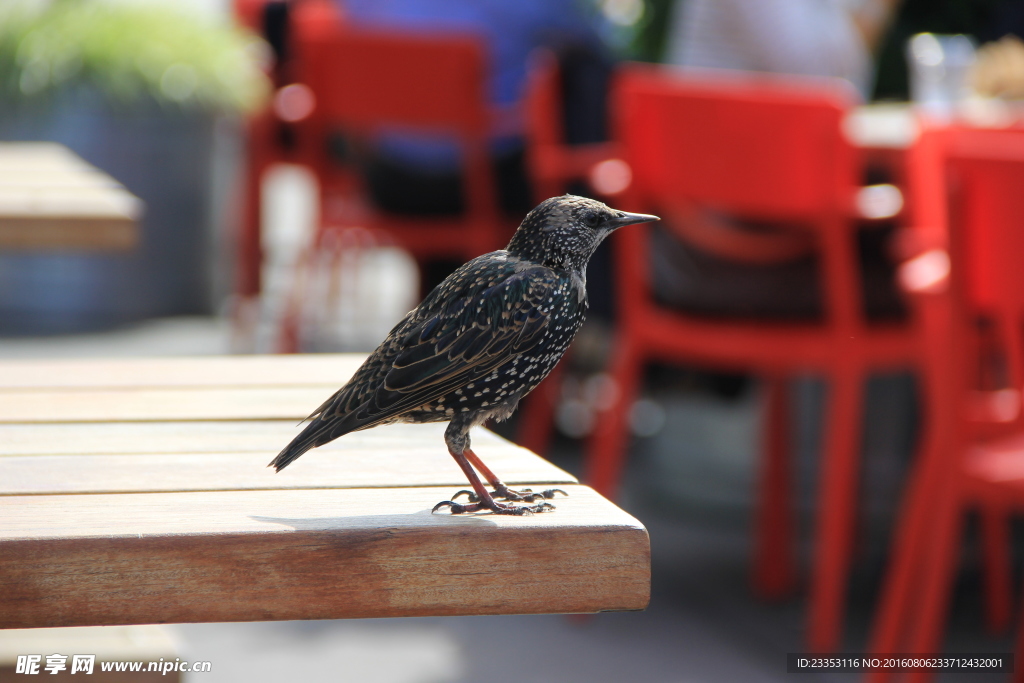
<box><xmin>584</xmin><ymin>213</ymin><xmax>600</xmax><ymax>228</ymax></box>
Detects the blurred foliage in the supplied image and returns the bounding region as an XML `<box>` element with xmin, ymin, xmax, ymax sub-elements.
<box><xmin>626</xmin><ymin>0</ymin><xmax>675</xmax><ymax>62</ymax></box>
<box><xmin>872</xmin><ymin>0</ymin><xmax>1004</xmax><ymax>100</ymax></box>
<box><xmin>0</xmin><ymin>0</ymin><xmax>270</xmax><ymax>112</ymax></box>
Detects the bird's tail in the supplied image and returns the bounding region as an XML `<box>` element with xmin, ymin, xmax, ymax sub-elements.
<box><xmin>269</xmin><ymin>423</ymin><xmax>316</xmax><ymax>472</ymax></box>
<box><xmin>269</xmin><ymin>416</ymin><xmax>336</xmax><ymax>472</ymax></box>
<box><xmin>269</xmin><ymin>407</ymin><xmax>371</xmax><ymax>472</ymax></box>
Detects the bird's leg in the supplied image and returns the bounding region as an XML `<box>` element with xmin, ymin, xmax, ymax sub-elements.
<box><xmin>432</xmin><ymin>447</ymin><xmax>555</xmax><ymax>515</ymax></box>
<box><xmin>433</xmin><ymin>422</ymin><xmax>555</xmax><ymax>515</ymax></box>
<box><xmin>459</xmin><ymin>448</ymin><xmax>567</xmax><ymax>503</ymax></box>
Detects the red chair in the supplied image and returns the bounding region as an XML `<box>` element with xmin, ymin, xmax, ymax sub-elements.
<box><xmin>233</xmin><ymin>0</ymin><xmax>344</xmax><ymax>304</ymax></box>
<box><xmin>266</xmin><ymin>27</ymin><xmax>515</xmax><ymax>352</ymax></box>
<box><xmin>516</xmin><ymin>58</ymin><xmax>822</xmax><ymax>455</ymax></box>
<box><xmin>295</xmin><ymin>26</ymin><xmax>510</xmax><ymax>264</ymax></box>
<box><xmin>868</xmin><ymin>125</ymin><xmax>1024</xmax><ymax>683</ymax></box>
<box><xmin>587</xmin><ymin>64</ymin><xmax>921</xmax><ymax>652</ymax></box>
<box><xmin>236</xmin><ymin>16</ymin><xmax>513</xmax><ymax>348</ymax></box>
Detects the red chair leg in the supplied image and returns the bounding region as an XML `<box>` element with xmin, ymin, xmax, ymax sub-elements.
<box><xmin>807</xmin><ymin>368</ymin><xmax>863</xmax><ymax>653</ymax></box>
<box><xmin>753</xmin><ymin>374</ymin><xmax>798</xmax><ymax>599</ymax></box>
<box><xmin>516</xmin><ymin>361</ymin><xmax>565</xmax><ymax>456</ymax></box>
<box><xmin>904</xmin><ymin>484</ymin><xmax>965</xmax><ymax>683</ymax></box>
<box><xmin>238</xmin><ymin>113</ymin><xmax>271</xmax><ymax>300</ymax></box>
<box><xmin>980</xmin><ymin>501</ymin><xmax>1013</xmax><ymax>634</ymax></box>
<box><xmin>1014</xmin><ymin>572</ymin><xmax>1024</xmax><ymax>683</ymax></box>
<box><xmin>866</xmin><ymin>430</ymin><xmax>937</xmax><ymax>683</ymax></box>
<box><xmin>585</xmin><ymin>337</ymin><xmax>642</xmax><ymax>498</ymax></box>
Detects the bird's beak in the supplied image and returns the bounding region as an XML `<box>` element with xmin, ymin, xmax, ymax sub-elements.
<box><xmin>608</xmin><ymin>211</ymin><xmax>660</xmax><ymax>230</ymax></box>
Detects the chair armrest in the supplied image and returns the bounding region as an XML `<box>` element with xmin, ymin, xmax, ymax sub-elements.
<box><xmin>655</xmin><ymin>201</ymin><xmax>814</xmax><ymax>265</ymax></box>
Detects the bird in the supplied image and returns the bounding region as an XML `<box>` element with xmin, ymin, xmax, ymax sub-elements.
<box><xmin>270</xmin><ymin>195</ymin><xmax>659</xmax><ymax>514</ymax></box>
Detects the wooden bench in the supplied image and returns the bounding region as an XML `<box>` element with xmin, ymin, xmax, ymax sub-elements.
<box><xmin>0</xmin><ymin>142</ymin><xmax>140</xmax><ymax>250</ymax></box>
<box><xmin>0</xmin><ymin>354</ymin><xmax>650</xmax><ymax>629</ymax></box>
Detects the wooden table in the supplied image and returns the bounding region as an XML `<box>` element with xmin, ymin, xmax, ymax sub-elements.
<box><xmin>0</xmin><ymin>142</ymin><xmax>141</xmax><ymax>250</ymax></box>
<box><xmin>0</xmin><ymin>354</ymin><xmax>650</xmax><ymax>629</ymax></box>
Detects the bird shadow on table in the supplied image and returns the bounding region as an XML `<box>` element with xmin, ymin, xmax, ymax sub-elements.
<box><xmin>250</xmin><ymin>510</ymin><xmax>502</xmax><ymax>531</ymax></box>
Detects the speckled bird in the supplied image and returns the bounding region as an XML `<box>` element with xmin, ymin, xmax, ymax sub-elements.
<box><xmin>270</xmin><ymin>195</ymin><xmax>659</xmax><ymax>514</ymax></box>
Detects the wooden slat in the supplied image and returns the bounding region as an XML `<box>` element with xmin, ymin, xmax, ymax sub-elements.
<box><xmin>0</xmin><ymin>421</ymin><xmax>527</xmax><ymax>456</ymax></box>
<box><xmin>0</xmin><ymin>386</ymin><xmax>336</xmax><ymax>423</ymax></box>
<box><xmin>0</xmin><ymin>216</ymin><xmax>137</xmax><ymax>250</ymax></box>
<box><xmin>0</xmin><ymin>486</ymin><xmax>650</xmax><ymax>628</ymax></box>
<box><xmin>0</xmin><ymin>142</ymin><xmax>91</xmax><ymax>167</ymax></box>
<box><xmin>0</xmin><ymin>169</ymin><xmax>127</xmax><ymax>186</ymax></box>
<box><xmin>0</xmin><ymin>420</ymin><xmax>303</xmax><ymax>455</ymax></box>
<box><xmin>0</xmin><ymin>425</ymin><xmax>576</xmax><ymax>495</ymax></box>
<box><xmin>0</xmin><ymin>185</ymin><xmax>141</xmax><ymax>214</ymax></box>
<box><xmin>0</xmin><ymin>450</ymin><xmax>576</xmax><ymax>495</ymax></box>
<box><xmin>0</xmin><ymin>354</ymin><xmax>365</xmax><ymax>390</ymax></box>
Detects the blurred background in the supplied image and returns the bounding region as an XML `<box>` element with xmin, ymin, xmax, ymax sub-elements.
<box><xmin>3</xmin><ymin>0</ymin><xmax>1024</xmax><ymax>680</ymax></box>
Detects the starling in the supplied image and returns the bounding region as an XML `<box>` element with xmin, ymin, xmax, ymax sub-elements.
<box><xmin>270</xmin><ymin>195</ymin><xmax>659</xmax><ymax>514</ymax></box>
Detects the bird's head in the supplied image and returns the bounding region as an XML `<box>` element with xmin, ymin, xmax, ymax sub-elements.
<box><xmin>506</xmin><ymin>195</ymin><xmax>659</xmax><ymax>273</ymax></box>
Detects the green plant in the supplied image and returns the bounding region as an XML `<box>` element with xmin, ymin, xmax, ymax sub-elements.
<box><xmin>0</xmin><ymin>0</ymin><xmax>270</xmax><ymax>112</ymax></box>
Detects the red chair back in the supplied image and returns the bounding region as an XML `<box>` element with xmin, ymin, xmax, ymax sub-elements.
<box><xmin>947</xmin><ymin>130</ymin><xmax>1024</xmax><ymax>313</ymax></box>
<box><xmin>298</xmin><ymin>28</ymin><xmax>489</xmax><ymax>136</ymax></box>
<box><xmin>286</xmin><ymin>25</ymin><xmax>503</xmax><ymax>263</ymax></box>
<box><xmin>616</xmin><ymin>65</ymin><xmax>858</xmax><ymax>221</ymax></box>
<box><xmin>612</xmin><ymin>65</ymin><xmax>867</xmax><ymax>337</ymax></box>
<box><xmin>909</xmin><ymin>126</ymin><xmax>1024</xmax><ymax>417</ymax></box>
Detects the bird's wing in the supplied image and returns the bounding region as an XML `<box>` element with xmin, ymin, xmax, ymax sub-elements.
<box><xmin>382</xmin><ymin>269</ymin><xmax>556</xmax><ymax>409</ymax></box>
<box><xmin>332</xmin><ymin>264</ymin><xmax>561</xmax><ymax>426</ymax></box>
<box><xmin>269</xmin><ymin>262</ymin><xmax>564</xmax><ymax>471</ymax></box>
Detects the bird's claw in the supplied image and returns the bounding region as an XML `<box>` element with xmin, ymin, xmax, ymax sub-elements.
<box><xmin>433</xmin><ymin>482</ymin><xmax>565</xmax><ymax>514</ymax></box>
<box><xmin>530</xmin><ymin>488</ymin><xmax>568</xmax><ymax>501</ymax></box>
<box><xmin>516</xmin><ymin>502</ymin><xmax>556</xmax><ymax>514</ymax></box>
<box><xmin>432</xmin><ymin>500</ymin><xmax>471</xmax><ymax>514</ymax></box>
<box><xmin>448</xmin><ymin>487</ymin><xmax>568</xmax><ymax>504</ymax></box>
<box><xmin>493</xmin><ymin>486</ymin><xmax>569</xmax><ymax>503</ymax></box>
<box><xmin>431</xmin><ymin>499</ymin><xmax>557</xmax><ymax>515</ymax></box>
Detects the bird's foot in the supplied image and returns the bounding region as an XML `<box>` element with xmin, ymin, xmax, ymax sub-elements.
<box><xmin>450</xmin><ymin>485</ymin><xmax>568</xmax><ymax>504</ymax></box>
<box><xmin>496</xmin><ymin>484</ymin><xmax>568</xmax><ymax>503</ymax></box>
<box><xmin>432</xmin><ymin>498</ymin><xmax>556</xmax><ymax>515</ymax></box>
